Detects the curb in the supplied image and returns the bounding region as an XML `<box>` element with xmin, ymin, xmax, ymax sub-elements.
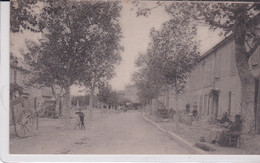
<box><xmin>142</xmin><ymin>115</ymin><xmax>207</xmax><ymax>154</ymax></box>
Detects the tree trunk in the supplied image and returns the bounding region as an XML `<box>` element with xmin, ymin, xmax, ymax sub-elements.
<box><xmin>175</xmin><ymin>92</ymin><xmax>179</xmax><ymax>112</ymax></box>
<box><xmin>63</xmin><ymin>85</ymin><xmax>71</xmax><ymax>129</ymax></box>
<box><xmin>59</xmin><ymin>97</ymin><xmax>62</xmax><ymax>117</ymax></box>
<box><xmin>55</xmin><ymin>96</ymin><xmax>61</xmax><ymax>118</ymax></box>
<box><xmin>51</xmin><ymin>85</ymin><xmax>62</xmax><ymax>118</ymax></box>
<box><xmin>89</xmin><ymin>87</ymin><xmax>95</xmax><ymax>109</ymax></box>
<box><xmin>175</xmin><ymin>92</ymin><xmax>180</xmax><ymax>129</ymax></box>
<box><xmin>88</xmin><ymin>87</ymin><xmax>95</xmax><ymax>121</ymax></box>
<box><xmin>235</xmin><ymin>34</ymin><xmax>255</xmax><ymax>135</ymax></box>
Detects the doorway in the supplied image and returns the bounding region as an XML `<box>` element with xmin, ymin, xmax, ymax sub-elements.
<box><xmin>213</xmin><ymin>94</ymin><xmax>219</xmax><ymax>119</ymax></box>
<box><xmin>210</xmin><ymin>89</ymin><xmax>219</xmax><ymax>119</ymax></box>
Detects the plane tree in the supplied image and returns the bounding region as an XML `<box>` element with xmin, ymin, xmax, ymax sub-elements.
<box><xmin>79</xmin><ymin>8</ymin><xmax>123</xmax><ymax>109</ymax></box>
<box><xmin>24</xmin><ymin>0</ymin><xmax>122</xmax><ymax>128</ymax></box>
<box><xmin>134</xmin><ymin>17</ymin><xmax>199</xmax><ymax>109</ymax></box>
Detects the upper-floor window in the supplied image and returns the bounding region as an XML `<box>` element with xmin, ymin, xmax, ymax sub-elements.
<box><xmin>14</xmin><ymin>70</ymin><xmax>17</xmax><ymax>84</ymax></box>
<box><xmin>215</xmin><ymin>53</ymin><xmax>221</xmax><ymax>79</ymax></box>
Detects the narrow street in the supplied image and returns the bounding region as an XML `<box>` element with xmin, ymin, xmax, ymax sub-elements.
<box><xmin>10</xmin><ymin>110</ymin><xmax>193</xmax><ymax>154</ymax></box>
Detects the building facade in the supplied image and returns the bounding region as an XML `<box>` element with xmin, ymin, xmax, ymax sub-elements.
<box><xmin>10</xmin><ymin>63</ymin><xmax>54</xmax><ymax>100</ymax></box>
<box><xmin>181</xmin><ymin>35</ymin><xmax>241</xmax><ymax>119</ymax></box>
<box><xmin>164</xmin><ymin>34</ymin><xmax>260</xmax><ymax>133</ymax></box>
<box><xmin>124</xmin><ymin>85</ymin><xmax>139</xmax><ymax>103</ymax></box>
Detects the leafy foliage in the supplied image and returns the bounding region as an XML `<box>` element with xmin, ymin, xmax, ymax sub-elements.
<box><xmin>10</xmin><ymin>0</ymin><xmax>45</xmax><ymax>33</ymax></box>
<box><xmin>24</xmin><ymin>0</ymin><xmax>122</xmax><ymax>90</ymax></box>
<box><xmin>197</xmin><ymin>3</ymin><xmax>260</xmax><ymax>56</ymax></box>
<box><xmin>97</xmin><ymin>85</ymin><xmax>118</xmax><ymax>106</ymax></box>
<box><xmin>19</xmin><ymin>0</ymin><xmax>123</xmax><ymax>124</ymax></box>
<box><xmin>134</xmin><ymin>1</ymin><xmax>260</xmax><ymax>58</ymax></box>
<box><xmin>79</xmin><ymin>1</ymin><xmax>123</xmax><ymax>95</ymax></box>
<box><xmin>133</xmin><ymin>9</ymin><xmax>199</xmax><ymax>104</ymax></box>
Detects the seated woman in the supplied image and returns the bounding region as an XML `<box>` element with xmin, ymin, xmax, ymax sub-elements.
<box><xmin>229</xmin><ymin>114</ymin><xmax>242</xmax><ymax>133</ymax></box>
<box><xmin>219</xmin><ymin>112</ymin><xmax>231</xmax><ymax>124</ymax></box>
<box><xmin>220</xmin><ymin>114</ymin><xmax>242</xmax><ymax>146</ymax></box>
<box><xmin>217</xmin><ymin>112</ymin><xmax>231</xmax><ymax>128</ymax></box>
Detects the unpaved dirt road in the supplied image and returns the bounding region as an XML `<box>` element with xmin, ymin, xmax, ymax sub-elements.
<box><xmin>10</xmin><ymin>110</ymin><xmax>193</xmax><ymax>154</ymax></box>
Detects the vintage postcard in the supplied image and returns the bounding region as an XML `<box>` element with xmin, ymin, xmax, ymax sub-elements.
<box><xmin>1</xmin><ymin>0</ymin><xmax>260</xmax><ymax>162</ymax></box>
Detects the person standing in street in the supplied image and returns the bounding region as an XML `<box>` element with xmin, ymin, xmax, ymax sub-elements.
<box><xmin>192</xmin><ymin>102</ymin><xmax>198</xmax><ymax>121</ymax></box>
<box><xmin>75</xmin><ymin>109</ymin><xmax>85</xmax><ymax>130</ymax></box>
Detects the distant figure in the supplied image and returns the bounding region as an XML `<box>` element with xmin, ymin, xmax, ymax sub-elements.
<box><xmin>123</xmin><ymin>105</ymin><xmax>127</xmax><ymax>112</ymax></box>
<box><xmin>193</xmin><ymin>102</ymin><xmax>198</xmax><ymax>110</ymax></box>
<box><xmin>192</xmin><ymin>108</ymin><xmax>198</xmax><ymax>120</ymax></box>
<box><xmin>192</xmin><ymin>102</ymin><xmax>198</xmax><ymax>120</ymax></box>
<box><xmin>185</xmin><ymin>104</ymin><xmax>190</xmax><ymax>114</ymax></box>
<box><xmin>75</xmin><ymin>109</ymin><xmax>85</xmax><ymax>129</ymax></box>
<box><xmin>169</xmin><ymin>108</ymin><xmax>176</xmax><ymax>119</ymax></box>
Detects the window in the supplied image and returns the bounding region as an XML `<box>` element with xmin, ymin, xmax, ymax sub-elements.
<box><xmin>14</xmin><ymin>70</ymin><xmax>17</xmax><ymax>84</ymax></box>
<box><xmin>215</xmin><ymin>54</ymin><xmax>221</xmax><ymax>79</ymax></box>
<box><xmin>207</xmin><ymin>95</ymin><xmax>211</xmax><ymax>115</ymax></box>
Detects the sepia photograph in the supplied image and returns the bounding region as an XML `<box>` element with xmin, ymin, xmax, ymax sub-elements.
<box><xmin>6</xmin><ymin>0</ymin><xmax>260</xmax><ymax>157</ymax></box>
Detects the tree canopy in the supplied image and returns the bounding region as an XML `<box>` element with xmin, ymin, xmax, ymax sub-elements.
<box><xmin>25</xmin><ymin>0</ymin><xmax>122</xmax><ymax>89</ymax></box>
<box><xmin>19</xmin><ymin>0</ymin><xmax>122</xmax><ymax>127</ymax></box>
<box><xmin>10</xmin><ymin>0</ymin><xmax>45</xmax><ymax>33</ymax></box>
<box><xmin>97</xmin><ymin>84</ymin><xmax>118</xmax><ymax>107</ymax></box>
<box><xmin>133</xmin><ymin>10</ymin><xmax>199</xmax><ymax>105</ymax></box>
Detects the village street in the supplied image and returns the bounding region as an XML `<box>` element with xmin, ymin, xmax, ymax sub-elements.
<box><xmin>9</xmin><ymin>110</ymin><xmax>194</xmax><ymax>154</ymax></box>
<box><xmin>5</xmin><ymin>1</ymin><xmax>260</xmax><ymax>160</ymax></box>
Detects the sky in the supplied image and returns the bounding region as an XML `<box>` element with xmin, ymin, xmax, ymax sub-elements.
<box><xmin>109</xmin><ymin>1</ymin><xmax>224</xmax><ymax>91</ymax></box>
<box><xmin>10</xmin><ymin>1</ymin><xmax>224</xmax><ymax>95</ymax></box>
<box><xmin>109</xmin><ymin>1</ymin><xmax>171</xmax><ymax>91</ymax></box>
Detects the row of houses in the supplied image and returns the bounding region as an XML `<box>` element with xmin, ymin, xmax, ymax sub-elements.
<box><xmin>153</xmin><ymin>33</ymin><xmax>260</xmax><ymax>134</ymax></box>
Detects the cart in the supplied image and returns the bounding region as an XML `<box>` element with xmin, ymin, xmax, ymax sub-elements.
<box><xmin>10</xmin><ymin>83</ymin><xmax>39</xmax><ymax>138</ymax></box>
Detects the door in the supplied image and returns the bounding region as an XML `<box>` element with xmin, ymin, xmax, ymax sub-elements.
<box><xmin>213</xmin><ymin>94</ymin><xmax>219</xmax><ymax>119</ymax></box>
